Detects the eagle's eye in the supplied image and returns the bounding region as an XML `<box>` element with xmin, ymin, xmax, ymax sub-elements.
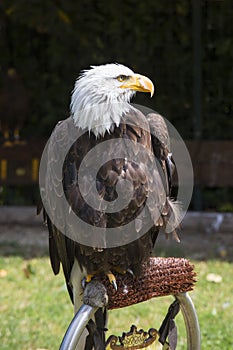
<box><xmin>116</xmin><ymin>75</ymin><xmax>129</xmax><ymax>82</ymax></box>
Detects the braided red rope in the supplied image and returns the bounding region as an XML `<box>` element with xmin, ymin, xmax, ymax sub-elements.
<box><xmin>99</xmin><ymin>257</ymin><xmax>196</xmax><ymax>310</ymax></box>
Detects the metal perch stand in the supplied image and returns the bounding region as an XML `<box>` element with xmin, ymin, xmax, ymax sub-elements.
<box><xmin>60</xmin><ymin>257</ymin><xmax>201</xmax><ymax>350</ymax></box>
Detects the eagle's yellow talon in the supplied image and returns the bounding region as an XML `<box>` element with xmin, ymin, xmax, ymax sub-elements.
<box><xmin>82</xmin><ymin>274</ymin><xmax>94</xmax><ymax>289</ymax></box>
<box><xmin>85</xmin><ymin>274</ymin><xmax>93</xmax><ymax>283</ymax></box>
<box><xmin>107</xmin><ymin>272</ymin><xmax>118</xmax><ymax>291</ymax></box>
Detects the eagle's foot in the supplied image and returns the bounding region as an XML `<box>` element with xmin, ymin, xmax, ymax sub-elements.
<box><xmin>107</xmin><ymin>268</ymin><xmax>135</xmax><ymax>291</ymax></box>
<box><xmin>82</xmin><ymin>274</ymin><xmax>94</xmax><ymax>289</ymax></box>
<box><xmin>107</xmin><ymin>272</ymin><xmax>118</xmax><ymax>291</ymax></box>
<box><xmin>82</xmin><ymin>269</ymin><xmax>133</xmax><ymax>292</ymax></box>
<box><xmin>112</xmin><ymin>267</ymin><xmax>135</xmax><ymax>278</ymax></box>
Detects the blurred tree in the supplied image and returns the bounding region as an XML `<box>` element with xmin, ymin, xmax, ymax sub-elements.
<box><xmin>0</xmin><ymin>68</ymin><xmax>29</xmax><ymax>145</ymax></box>
<box><xmin>202</xmin><ymin>0</ymin><xmax>233</xmax><ymax>139</ymax></box>
<box><xmin>0</xmin><ymin>0</ymin><xmax>232</xmax><ymax>139</ymax></box>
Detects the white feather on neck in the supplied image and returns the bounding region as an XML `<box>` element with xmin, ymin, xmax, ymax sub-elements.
<box><xmin>70</xmin><ymin>65</ymin><xmax>136</xmax><ymax>137</ymax></box>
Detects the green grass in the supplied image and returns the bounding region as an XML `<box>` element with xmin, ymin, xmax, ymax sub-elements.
<box><xmin>0</xmin><ymin>257</ymin><xmax>232</xmax><ymax>349</ymax></box>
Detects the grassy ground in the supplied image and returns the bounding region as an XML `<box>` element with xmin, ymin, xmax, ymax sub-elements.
<box><xmin>0</xmin><ymin>256</ymin><xmax>232</xmax><ymax>350</ymax></box>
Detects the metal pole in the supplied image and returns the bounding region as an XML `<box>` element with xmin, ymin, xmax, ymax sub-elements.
<box><xmin>175</xmin><ymin>292</ymin><xmax>201</xmax><ymax>350</ymax></box>
<box><xmin>59</xmin><ymin>304</ymin><xmax>96</xmax><ymax>350</ymax></box>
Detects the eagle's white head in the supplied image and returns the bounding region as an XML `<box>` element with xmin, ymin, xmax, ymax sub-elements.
<box><xmin>71</xmin><ymin>63</ymin><xmax>154</xmax><ymax>137</ymax></box>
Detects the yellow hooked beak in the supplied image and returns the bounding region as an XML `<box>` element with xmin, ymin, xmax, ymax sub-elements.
<box><xmin>120</xmin><ymin>73</ymin><xmax>154</xmax><ymax>97</ymax></box>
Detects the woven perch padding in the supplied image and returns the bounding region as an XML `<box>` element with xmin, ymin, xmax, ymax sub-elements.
<box><xmin>101</xmin><ymin>257</ymin><xmax>196</xmax><ymax>310</ymax></box>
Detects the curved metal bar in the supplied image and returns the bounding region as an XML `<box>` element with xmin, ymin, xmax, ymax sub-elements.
<box><xmin>60</xmin><ymin>293</ymin><xmax>200</xmax><ymax>349</ymax></box>
<box><xmin>59</xmin><ymin>304</ymin><xmax>96</xmax><ymax>350</ymax></box>
<box><xmin>175</xmin><ymin>292</ymin><xmax>201</xmax><ymax>350</ymax></box>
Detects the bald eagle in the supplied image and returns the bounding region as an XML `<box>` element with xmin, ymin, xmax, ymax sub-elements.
<box><xmin>39</xmin><ymin>63</ymin><xmax>180</xmax><ymax>349</ymax></box>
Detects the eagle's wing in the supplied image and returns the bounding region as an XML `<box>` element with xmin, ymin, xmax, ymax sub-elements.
<box><xmin>146</xmin><ymin>112</ymin><xmax>180</xmax><ymax>237</ymax></box>
<box><xmin>40</xmin><ymin>118</ymin><xmax>79</xmax><ymax>301</ymax></box>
